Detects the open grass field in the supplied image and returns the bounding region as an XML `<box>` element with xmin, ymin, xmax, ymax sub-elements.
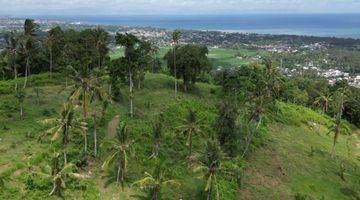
<box><xmin>0</xmin><ymin>73</ymin><xmax>359</xmax><ymax>199</ymax></box>
<box><xmin>110</xmin><ymin>46</ymin><xmax>265</xmax><ymax>68</ymax></box>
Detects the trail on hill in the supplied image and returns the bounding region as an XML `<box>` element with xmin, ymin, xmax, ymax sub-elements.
<box><xmin>107</xmin><ymin>115</ymin><xmax>120</xmax><ymax>138</ymax></box>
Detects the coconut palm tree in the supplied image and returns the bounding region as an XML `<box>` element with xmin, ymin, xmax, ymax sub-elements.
<box><xmin>178</xmin><ymin>108</ymin><xmax>205</xmax><ymax>157</ymax></box>
<box><xmin>115</xmin><ymin>33</ymin><xmax>139</xmax><ymax>117</ymax></box>
<box><xmin>45</xmin><ymin>28</ymin><xmax>58</xmax><ymax>78</ymax></box>
<box><xmin>90</xmin><ymin>27</ymin><xmax>109</xmax><ymax>68</ymax></box>
<box><xmin>4</xmin><ymin>32</ymin><xmax>19</xmax><ymax>91</ymax></box>
<box><xmin>329</xmin><ymin>90</ymin><xmax>346</xmax><ymax>156</ymax></box>
<box><xmin>133</xmin><ymin>161</ymin><xmax>179</xmax><ymax>200</ymax></box>
<box><xmin>172</xmin><ymin>30</ymin><xmax>181</xmax><ymax>98</ymax></box>
<box><xmin>150</xmin><ymin>43</ymin><xmax>160</xmax><ymax>73</ymax></box>
<box><xmin>102</xmin><ymin>122</ymin><xmax>133</xmax><ymax>188</ymax></box>
<box><xmin>313</xmin><ymin>91</ymin><xmax>331</xmax><ymax>113</ymax></box>
<box><xmin>37</xmin><ymin>153</ymin><xmax>88</xmax><ymax>197</ymax></box>
<box><xmin>194</xmin><ymin>140</ymin><xmax>224</xmax><ymax>200</ymax></box>
<box><xmin>39</xmin><ymin>103</ymin><xmax>87</xmax><ymax>165</ymax></box>
<box><xmin>67</xmin><ymin>66</ymin><xmax>110</xmax><ymax>154</ymax></box>
<box><xmin>148</xmin><ymin>119</ymin><xmax>163</xmax><ymax>159</ymax></box>
<box><xmin>21</xmin><ymin>19</ymin><xmax>38</xmax><ymax>89</ymax></box>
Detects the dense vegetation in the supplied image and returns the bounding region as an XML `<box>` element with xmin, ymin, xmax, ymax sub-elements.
<box><xmin>0</xmin><ymin>19</ymin><xmax>359</xmax><ymax>200</ymax></box>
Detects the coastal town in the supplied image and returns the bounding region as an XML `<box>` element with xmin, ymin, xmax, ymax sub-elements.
<box><xmin>1</xmin><ymin>18</ymin><xmax>360</xmax><ymax>88</ymax></box>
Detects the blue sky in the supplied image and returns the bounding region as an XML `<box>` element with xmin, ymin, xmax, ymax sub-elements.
<box><xmin>1</xmin><ymin>0</ymin><xmax>359</xmax><ymax>16</ymax></box>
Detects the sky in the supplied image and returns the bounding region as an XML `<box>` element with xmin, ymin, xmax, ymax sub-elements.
<box><xmin>0</xmin><ymin>0</ymin><xmax>360</xmax><ymax>16</ymax></box>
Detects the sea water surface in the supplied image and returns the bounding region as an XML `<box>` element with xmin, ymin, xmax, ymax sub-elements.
<box><xmin>36</xmin><ymin>14</ymin><xmax>360</xmax><ymax>39</ymax></box>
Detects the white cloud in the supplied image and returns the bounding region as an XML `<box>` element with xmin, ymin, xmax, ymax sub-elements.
<box><xmin>0</xmin><ymin>0</ymin><xmax>359</xmax><ymax>15</ymax></box>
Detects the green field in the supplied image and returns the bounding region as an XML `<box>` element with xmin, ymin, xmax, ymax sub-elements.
<box><xmin>0</xmin><ymin>73</ymin><xmax>359</xmax><ymax>199</ymax></box>
<box><xmin>110</xmin><ymin>47</ymin><xmax>264</xmax><ymax>68</ymax></box>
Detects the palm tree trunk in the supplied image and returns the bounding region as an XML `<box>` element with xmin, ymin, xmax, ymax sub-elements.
<box><xmin>207</xmin><ymin>185</ymin><xmax>212</xmax><ymax>200</ymax></box>
<box><xmin>14</xmin><ymin>65</ymin><xmax>18</xmax><ymax>92</ymax></box>
<box><xmin>63</xmin><ymin>148</ymin><xmax>67</xmax><ymax>165</ymax></box>
<box><xmin>20</xmin><ymin>104</ymin><xmax>23</xmax><ymax>119</ymax></box>
<box><xmin>117</xmin><ymin>159</ymin><xmax>121</xmax><ymax>183</ymax></box>
<box><xmin>129</xmin><ymin>70</ymin><xmax>134</xmax><ymax>118</ymax></box>
<box><xmin>93</xmin><ymin>113</ymin><xmax>97</xmax><ymax>157</ymax></box>
<box><xmin>23</xmin><ymin>56</ymin><xmax>29</xmax><ymax>89</ymax></box>
<box><xmin>173</xmin><ymin>46</ymin><xmax>177</xmax><ymax>99</ymax></box>
<box><xmin>189</xmin><ymin>133</ymin><xmax>193</xmax><ymax>156</ymax></box>
<box><xmin>49</xmin><ymin>49</ymin><xmax>53</xmax><ymax>78</ymax></box>
<box><xmin>49</xmin><ymin>181</ymin><xmax>58</xmax><ymax>196</ymax></box>
<box><xmin>84</xmin><ymin>132</ymin><xmax>88</xmax><ymax>153</ymax></box>
<box><xmin>242</xmin><ymin>118</ymin><xmax>262</xmax><ymax>158</ymax></box>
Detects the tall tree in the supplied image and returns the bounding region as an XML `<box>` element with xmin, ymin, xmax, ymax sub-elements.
<box><xmin>178</xmin><ymin>108</ymin><xmax>205</xmax><ymax>157</ymax></box>
<box><xmin>194</xmin><ymin>140</ymin><xmax>224</xmax><ymax>200</ymax></box>
<box><xmin>216</xmin><ymin>98</ymin><xmax>239</xmax><ymax>156</ymax></box>
<box><xmin>133</xmin><ymin>161</ymin><xmax>179</xmax><ymax>200</ymax></box>
<box><xmin>102</xmin><ymin>122</ymin><xmax>133</xmax><ymax>188</ymax></box>
<box><xmin>329</xmin><ymin>90</ymin><xmax>346</xmax><ymax>156</ymax></box>
<box><xmin>172</xmin><ymin>30</ymin><xmax>181</xmax><ymax>98</ymax></box>
<box><xmin>90</xmin><ymin>27</ymin><xmax>110</xmax><ymax>68</ymax></box>
<box><xmin>21</xmin><ymin>19</ymin><xmax>39</xmax><ymax>88</ymax></box>
<box><xmin>4</xmin><ymin>32</ymin><xmax>19</xmax><ymax>91</ymax></box>
<box><xmin>39</xmin><ymin>103</ymin><xmax>87</xmax><ymax>165</ymax></box>
<box><xmin>45</xmin><ymin>26</ymin><xmax>63</xmax><ymax>78</ymax></box>
<box><xmin>114</xmin><ymin>33</ymin><xmax>151</xmax><ymax>117</ymax></box>
<box><xmin>148</xmin><ymin>116</ymin><xmax>163</xmax><ymax>159</ymax></box>
<box><xmin>36</xmin><ymin>154</ymin><xmax>87</xmax><ymax>197</ymax></box>
<box><xmin>164</xmin><ymin>44</ymin><xmax>211</xmax><ymax>92</ymax></box>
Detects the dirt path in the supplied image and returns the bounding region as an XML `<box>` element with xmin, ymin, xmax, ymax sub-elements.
<box><xmin>107</xmin><ymin>115</ymin><xmax>120</xmax><ymax>138</ymax></box>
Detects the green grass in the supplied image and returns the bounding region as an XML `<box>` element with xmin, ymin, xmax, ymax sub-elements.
<box><xmin>110</xmin><ymin>46</ymin><xmax>265</xmax><ymax>68</ymax></box>
<box><xmin>239</xmin><ymin>103</ymin><xmax>360</xmax><ymax>200</ymax></box>
<box><xmin>0</xmin><ymin>73</ymin><xmax>359</xmax><ymax>200</ymax></box>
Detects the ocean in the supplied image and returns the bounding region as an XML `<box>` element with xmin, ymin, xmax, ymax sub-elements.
<box><xmin>35</xmin><ymin>14</ymin><xmax>360</xmax><ymax>39</ymax></box>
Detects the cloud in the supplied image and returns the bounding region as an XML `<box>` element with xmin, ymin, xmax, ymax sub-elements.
<box><xmin>0</xmin><ymin>0</ymin><xmax>359</xmax><ymax>15</ymax></box>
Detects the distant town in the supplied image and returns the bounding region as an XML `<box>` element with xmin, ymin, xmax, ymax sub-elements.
<box><xmin>1</xmin><ymin>18</ymin><xmax>359</xmax><ymax>88</ymax></box>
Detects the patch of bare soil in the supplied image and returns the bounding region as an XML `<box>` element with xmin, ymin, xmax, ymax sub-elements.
<box><xmin>107</xmin><ymin>115</ymin><xmax>120</xmax><ymax>138</ymax></box>
<box><xmin>238</xmin><ymin>146</ymin><xmax>290</xmax><ymax>200</ymax></box>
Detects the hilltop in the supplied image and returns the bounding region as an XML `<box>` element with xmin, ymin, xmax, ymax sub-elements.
<box><xmin>0</xmin><ymin>73</ymin><xmax>359</xmax><ymax>199</ymax></box>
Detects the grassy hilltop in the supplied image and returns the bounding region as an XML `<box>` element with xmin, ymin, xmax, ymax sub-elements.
<box><xmin>0</xmin><ymin>73</ymin><xmax>359</xmax><ymax>200</ymax></box>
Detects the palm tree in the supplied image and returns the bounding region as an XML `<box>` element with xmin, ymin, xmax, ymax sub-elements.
<box><xmin>172</xmin><ymin>30</ymin><xmax>181</xmax><ymax>98</ymax></box>
<box><xmin>150</xmin><ymin>43</ymin><xmax>160</xmax><ymax>73</ymax></box>
<box><xmin>148</xmin><ymin>119</ymin><xmax>163</xmax><ymax>159</ymax></box>
<box><xmin>102</xmin><ymin>122</ymin><xmax>133</xmax><ymax>188</ymax></box>
<box><xmin>115</xmin><ymin>33</ymin><xmax>139</xmax><ymax>117</ymax></box>
<box><xmin>91</xmin><ymin>27</ymin><xmax>109</xmax><ymax>68</ymax></box>
<box><xmin>329</xmin><ymin>90</ymin><xmax>346</xmax><ymax>156</ymax></box>
<box><xmin>194</xmin><ymin>140</ymin><xmax>224</xmax><ymax>200</ymax></box>
<box><xmin>39</xmin><ymin>103</ymin><xmax>87</xmax><ymax>165</ymax></box>
<box><xmin>0</xmin><ymin>60</ymin><xmax>9</xmax><ymax>81</ymax></box>
<box><xmin>45</xmin><ymin>29</ymin><xmax>56</xmax><ymax>78</ymax></box>
<box><xmin>4</xmin><ymin>32</ymin><xmax>19</xmax><ymax>91</ymax></box>
<box><xmin>313</xmin><ymin>91</ymin><xmax>331</xmax><ymax>113</ymax></box>
<box><xmin>37</xmin><ymin>153</ymin><xmax>88</xmax><ymax>197</ymax></box>
<box><xmin>178</xmin><ymin>108</ymin><xmax>204</xmax><ymax>157</ymax></box>
<box><xmin>68</xmin><ymin>66</ymin><xmax>110</xmax><ymax>154</ymax></box>
<box><xmin>68</xmin><ymin>66</ymin><xmax>92</xmax><ymax>118</ymax></box>
<box><xmin>21</xmin><ymin>19</ymin><xmax>38</xmax><ymax>89</ymax></box>
<box><xmin>133</xmin><ymin>161</ymin><xmax>179</xmax><ymax>200</ymax></box>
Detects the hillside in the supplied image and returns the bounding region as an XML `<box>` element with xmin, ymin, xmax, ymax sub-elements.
<box><xmin>0</xmin><ymin>73</ymin><xmax>359</xmax><ymax>200</ymax></box>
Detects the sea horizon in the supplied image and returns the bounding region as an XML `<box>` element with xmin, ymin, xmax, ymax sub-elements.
<box><xmin>5</xmin><ymin>13</ymin><xmax>360</xmax><ymax>39</ymax></box>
